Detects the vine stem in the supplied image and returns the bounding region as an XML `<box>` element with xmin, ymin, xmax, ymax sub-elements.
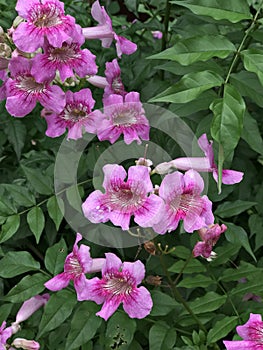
<box><xmin>220</xmin><ymin>1</ymin><xmax>263</xmax><ymax>93</ymax></box>
<box><xmin>158</xmin><ymin>254</ymin><xmax>207</xmax><ymax>333</ymax></box>
<box><xmin>173</xmin><ymin>253</ymin><xmax>193</xmax><ymax>286</ymax></box>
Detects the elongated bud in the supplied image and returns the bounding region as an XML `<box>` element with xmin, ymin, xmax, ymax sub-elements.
<box><xmin>15</xmin><ymin>294</ymin><xmax>50</xmax><ymax>324</ymax></box>
<box><xmin>12</xmin><ymin>338</ymin><xmax>40</xmax><ymax>350</ymax></box>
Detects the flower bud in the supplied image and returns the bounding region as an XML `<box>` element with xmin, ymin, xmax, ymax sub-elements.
<box><xmin>12</xmin><ymin>338</ymin><xmax>40</xmax><ymax>350</ymax></box>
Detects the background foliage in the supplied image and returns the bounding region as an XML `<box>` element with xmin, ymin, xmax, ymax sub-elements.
<box><xmin>0</xmin><ymin>0</ymin><xmax>263</xmax><ymax>349</ymax></box>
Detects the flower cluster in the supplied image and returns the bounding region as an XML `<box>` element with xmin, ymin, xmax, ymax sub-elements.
<box><xmin>45</xmin><ymin>233</ymin><xmax>153</xmax><ymax>321</ymax></box>
<box><xmin>0</xmin><ymin>0</ymin><xmax>149</xmax><ymax>144</ymax></box>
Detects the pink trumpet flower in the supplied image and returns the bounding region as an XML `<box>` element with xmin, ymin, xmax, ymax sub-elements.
<box><xmin>13</xmin><ymin>0</ymin><xmax>83</xmax><ymax>53</ymax></box>
<box><xmin>82</xmin><ymin>0</ymin><xmax>137</xmax><ymax>57</ymax></box>
<box><xmin>82</xmin><ymin>164</ymin><xmax>164</xmax><ymax>231</ymax></box>
<box><xmin>153</xmin><ymin>170</ymin><xmax>214</xmax><ymax>234</ymax></box>
<box><xmin>104</xmin><ymin>59</ymin><xmax>126</xmax><ymax>98</ymax></box>
<box><xmin>81</xmin><ymin>253</ymin><xmax>153</xmax><ymax>321</ymax></box>
<box><xmin>192</xmin><ymin>223</ymin><xmax>227</xmax><ymax>260</ymax></box>
<box><xmin>44</xmin><ymin>233</ymin><xmax>105</xmax><ymax>301</ymax></box>
<box><xmin>223</xmin><ymin>313</ymin><xmax>263</xmax><ymax>349</ymax></box>
<box><xmin>6</xmin><ymin>56</ymin><xmax>65</xmax><ymax>117</ymax></box>
<box><xmin>97</xmin><ymin>92</ymin><xmax>150</xmax><ymax>145</ymax></box>
<box><xmin>154</xmin><ymin>134</ymin><xmax>243</xmax><ymax>186</ymax></box>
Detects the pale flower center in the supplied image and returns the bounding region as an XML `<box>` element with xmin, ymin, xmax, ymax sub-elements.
<box><xmin>112</xmin><ymin>78</ymin><xmax>124</xmax><ymax>94</ymax></box>
<box><xmin>104</xmin><ymin>273</ymin><xmax>133</xmax><ymax>296</ymax></box>
<box><xmin>16</xmin><ymin>76</ymin><xmax>45</xmax><ymax>94</ymax></box>
<box><xmin>62</xmin><ymin>103</ymin><xmax>88</xmax><ymax>122</ymax></box>
<box><xmin>65</xmin><ymin>256</ymin><xmax>83</xmax><ymax>276</ymax></box>
<box><xmin>109</xmin><ymin>182</ymin><xmax>145</xmax><ymax>211</ymax></box>
<box><xmin>30</xmin><ymin>3</ymin><xmax>63</xmax><ymax>28</ymax></box>
<box><xmin>49</xmin><ymin>44</ymin><xmax>81</xmax><ymax>63</ymax></box>
<box><xmin>112</xmin><ymin>107</ymin><xmax>137</xmax><ymax>126</ymax></box>
<box><xmin>170</xmin><ymin>193</ymin><xmax>202</xmax><ymax>216</ymax></box>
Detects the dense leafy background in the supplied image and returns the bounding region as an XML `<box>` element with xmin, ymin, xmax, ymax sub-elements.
<box><xmin>0</xmin><ymin>0</ymin><xmax>263</xmax><ymax>349</ymax></box>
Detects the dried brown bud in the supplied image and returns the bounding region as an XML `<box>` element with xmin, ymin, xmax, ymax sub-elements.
<box><xmin>144</xmin><ymin>241</ymin><xmax>156</xmax><ymax>255</ymax></box>
<box><xmin>145</xmin><ymin>275</ymin><xmax>162</xmax><ymax>286</ymax></box>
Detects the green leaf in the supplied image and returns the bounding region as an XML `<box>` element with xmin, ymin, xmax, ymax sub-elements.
<box><xmin>215</xmin><ymin>200</ymin><xmax>257</xmax><ymax>218</ymax></box>
<box><xmin>4</xmin><ymin>118</ymin><xmax>26</xmax><ymax>159</ymax></box>
<box><xmin>241</xmin><ymin>112</ymin><xmax>263</xmax><ymax>155</ymax></box>
<box><xmin>150</xmin><ymin>291</ymin><xmax>179</xmax><ymax>316</ymax></box>
<box><xmin>65</xmin><ymin>302</ymin><xmax>102</xmax><ymax>350</ymax></box>
<box><xmin>0</xmin><ymin>304</ymin><xmax>13</xmax><ymax>324</ymax></box>
<box><xmin>27</xmin><ymin>207</ymin><xmax>45</xmax><ymax>244</ymax></box>
<box><xmin>149</xmin><ymin>71</ymin><xmax>223</xmax><ymax>103</ymax></box>
<box><xmin>3</xmin><ymin>184</ymin><xmax>36</xmax><ymax>207</ymax></box>
<box><xmin>148</xmin><ymin>35</ymin><xmax>236</xmax><ymax>65</ymax></box>
<box><xmin>47</xmin><ymin>196</ymin><xmax>64</xmax><ymax>230</ymax></box>
<box><xmin>177</xmin><ymin>275</ymin><xmax>215</xmax><ymax>288</ymax></box>
<box><xmin>0</xmin><ymin>215</ymin><xmax>20</xmax><ymax>243</ymax></box>
<box><xmin>172</xmin><ymin>0</ymin><xmax>251</xmax><ymax>23</ymax></box>
<box><xmin>155</xmin><ymin>61</ymin><xmax>224</xmax><ymax>76</ymax></box>
<box><xmin>21</xmin><ymin>165</ymin><xmax>53</xmax><ymax>195</ymax></box>
<box><xmin>0</xmin><ymin>197</ymin><xmax>17</xmax><ymax>216</ymax></box>
<box><xmin>4</xmin><ymin>273</ymin><xmax>48</xmax><ymax>302</ymax></box>
<box><xmin>207</xmin><ymin>317</ymin><xmax>238</xmax><ymax>344</ymax></box>
<box><xmin>105</xmin><ymin>312</ymin><xmax>136</xmax><ymax>349</ymax></box>
<box><xmin>230</xmin><ymin>71</ymin><xmax>263</xmax><ymax>108</ymax></box>
<box><xmin>225</xmin><ymin>222</ymin><xmax>256</xmax><ymax>261</ymax></box>
<box><xmin>169</xmin><ymin>259</ymin><xmax>206</xmax><ymax>274</ymax></box>
<box><xmin>38</xmin><ymin>290</ymin><xmax>77</xmax><ymax>338</ymax></box>
<box><xmin>220</xmin><ymin>262</ymin><xmax>260</xmax><ymax>282</ymax></box>
<box><xmin>210</xmin><ymin>84</ymin><xmax>246</xmax><ymax>158</ymax></box>
<box><xmin>210</xmin><ymin>242</ymin><xmax>240</xmax><ymax>266</ymax></box>
<box><xmin>0</xmin><ymin>251</ymin><xmax>40</xmax><ymax>278</ymax></box>
<box><xmin>242</xmin><ymin>49</ymin><xmax>263</xmax><ymax>86</ymax></box>
<box><xmin>230</xmin><ymin>275</ymin><xmax>263</xmax><ymax>297</ymax></box>
<box><xmin>44</xmin><ymin>239</ymin><xmax>67</xmax><ymax>276</ymax></box>
<box><xmin>181</xmin><ymin>292</ymin><xmax>227</xmax><ymax>315</ymax></box>
<box><xmin>149</xmin><ymin>322</ymin><xmax>177</xmax><ymax>350</ymax></box>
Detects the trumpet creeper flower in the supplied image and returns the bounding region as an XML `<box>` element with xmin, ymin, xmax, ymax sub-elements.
<box><xmin>44</xmin><ymin>233</ymin><xmax>105</xmax><ymax>300</ymax></box>
<box><xmin>82</xmin><ymin>0</ymin><xmax>137</xmax><ymax>57</ymax></box>
<box><xmin>223</xmin><ymin>313</ymin><xmax>263</xmax><ymax>349</ymax></box>
<box><xmin>82</xmin><ymin>164</ymin><xmax>164</xmax><ymax>231</ymax></box>
<box><xmin>153</xmin><ymin>170</ymin><xmax>214</xmax><ymax>234</ymax></box>
<box><xmin>81</xmin><ymin>252</ymin><xmax>153</xmax><ymax>321</ymax></box>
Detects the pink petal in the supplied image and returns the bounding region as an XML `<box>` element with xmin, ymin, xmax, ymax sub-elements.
<box><xmin>103</xmin><ymin>253</ymin><xmax>122</xmax><ymax>275</ymax></box>
<box><xmin>82</xmin><ymin>190</ymin><xmax>110</xmax><ymax>223</ymax></box>
<box><xmin>74</xmin><ymin>49</ymin><xmax>98</xmax><ymax>77</ymax></box>
<box><xmin>125</xmin><ymin>91</ymin><xmax>141</xmax><ymax>104</ymax></box>
<box><xmin>15</xmin><ymin>0</ymin><xmax>39</xmax><ymax>18</ymax></box>
<box><xmin>38</xmin><ymin>85</ymin><xmax>66</xmax><ymax>113</ymax></box>
<box><xmin>198</xmin><ymin>134</ymin><xmax>214</xmax><ymax>166</ymax></box>
<box><xmin>103</xmin><ymin>94</ymin><xmax>123</xmax><ymax>108</ymax></box>
<box><xmin>91</xmin><ymin>0</ymin><xmax>107</xmax><ymax>25</ymax></box>
<box><xmin>122</xmin><ymin>126</ymin><xmax>143</xmax><ymax>145</ymax></box>
<box><xmin>184</xmin><ymin>169</ymin><xmax>204</xmax><ymax>194</ymax></box>
<box><xmin>8</xmin><ymin>56</ymin><xmax>31</xmax><ymax>77</ymax></box>
<box><xmin>122</xmin><ymin>260</ymin><xmax>145</xmax><ymax>284</ymax></box>
<box><xmin>89</xmin><ymin>258</ymin><xmax>106</xmax><ymax>273</ymax></box>
<box><xmin>192</xmin><ymin>241</ymin><xmax>212</xmax><ymax>258</ymax></box>
<box><xmin>115</xmin><ymin>35</ymin><xmax>137</xmax><ymax>58</ymax></box>
<box><xmin>123</xmin><ymin>287</ymin><xmax>153</xmax><ymax>318</ymax></box>
<box><xmin>44</xmin><ymin>113</ymin><xmax>66</xmax><ymax>138</ymax></box>
<box><xmin>46</xmin><ymin>27</ymin><xmax>70</xmax><ymax>49</ymax></box>
<box><xmin>13</xmin><ymin>23</ymin><xmax>44</xmax><ymax>52</ymax></box>
<box><xmin>78</xmin><ymin>244</ymin><xmax>92</xmax><ymax>273</ymax></box>
<box><xmin>58</xmin><ymin>64</ymin><xmax>74</xmax><ymax>83</ymax></box>
<box><xmin>223</xmin><ymin>340</ymin><xmax>259</xmax><ymax>349</ymax></box>
<box><xmin>73</xmin><ymin>88</ymin><xmax>95</xmax><ymax>110</ymax></box>
<box><xmin>128</xmin><ymin>165</ymin><xmax>152</xmax><ymax>193</ymax></box>
<box><xmin>159</xmin><ymin>172</ymin><xmax>184</xmax><ymax>200</ymax></box>
<box><xmin>79</xmin><ymin>277</ymin><xmax>105</xmax><ymax>303</ymax></box>
<box><xmin>134</xmin><ymin>194</ymin><xmax>164</xmax><ymax>227</ymax></box>
<box><xmin>109</xmin><ymin>211</ymin><xmax>131</xmax><ymax>230</ymax></box>
<box><xmin>31</xmin><ymin>54</ymin><xmax>56</xmax><ymax>83</ymax></box>
<box><xmin>97</xmin><ymin>123</ymin><xmax>122</xmax><ymax>144</ymax></box>
<box><xmin>6</xmin><ymin>94</ymin><xmax>36</xmax><ymax>117</ymax></box>
<box><xmin>237</xmin><ymin>314</ymin><xmax>263</xmax><ymax>340</ymax></box>
<box><xmin>215</xmin><ymin>169</ymin><xmax>244</xmax><ymax>185</ymax></box>
<box><xmin>96</xmin><ymin>298</ymin><xmax>121</xmax><ymax>321</ymax></box>
<box><xmin>153</xmin><ymin>206</ymin><xmax>179</xmax><ymax>234</ymax></box>
<box><xmin>74</xmin><ymin>274</ymin><xmax>89</xmax><ymax>301</ymax></box>
<box><xmin>67</xmin><ymin>123</ymin><xmax>83</xmax><ymax>140</ymax></box>
<box><xmin>102</xmin><ymin>164</ymin><xmax>127</xmax><ymax>190</ymax></box>
<box><xmin>44</xmin><ymin>273</ymin><xmax>71</xmax><ymax>291</ymax></box>
<box><xmin>87</xmin><ymin>75</ymin><xmax>108</xmax><ymax>88</ymax></box>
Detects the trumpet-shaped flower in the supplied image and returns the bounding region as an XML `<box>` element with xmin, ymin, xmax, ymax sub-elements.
<box><xmin>81</xmin><ymin>253</ymin><xmax>153</xmax><ymax>321</ymax></box>
<box><xmin>44</xmin><ymin>233</ymin><xmax>105</xmax><ymax>300</ymax></box>
<box><xmin>6</xmin><ymin>56</ymin><xmax>65</xmax><ymax>117</ymax></box>
<box><xmin>153</xmin><ymin>170</ymin><xmax>214</xmax><ymax>234</ymax></box>
<box><xmin>31</xmin><ymin>36</ymin><xmax>97</xmax><ymax>83</ymax></box>
<box><xmin>154</xmin><ymin>134</ymin><xmax>243</xmax><ymax>187</ymax></box>
<box><xmin>13</xmin><ymin>0</ymin><xmax>82</xmax><ymax>52</ymax></box>
<box><xmin>192</xmin><ymin>223</ymin><xmax>227</xmax><ymax>259</ymax></box>
<box><xmin>82</xmin><ymin>0</ymin><xmax>137</xmax><ymax>57</ymax></box>
<box><xmin>223</xmin><ymin>313</ymin><xmax>263</xmax><ymax>349</ymax></box>
<box><xmin>104</xmin><ymin>59</ymin><xmax>126</xmax><ymax>98</ymax></box>
<box><xmin>42</xmin><ymin>88</ymin><xmax>102</xmax><ymax>140</ymax></box>
<box><xmin>82</xmin><ymin>164</ymin><xmax>164</xmax><ymax>231</ymax></box>
<box><xmin>97</xmin><ymin>92</ymin><xmax>150</xmax><ymax>145</ymax></box>
<box><xmin>0</xmin><ymin>321</ymin><xmax>13</xmax><ymax>350</ymax></box>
